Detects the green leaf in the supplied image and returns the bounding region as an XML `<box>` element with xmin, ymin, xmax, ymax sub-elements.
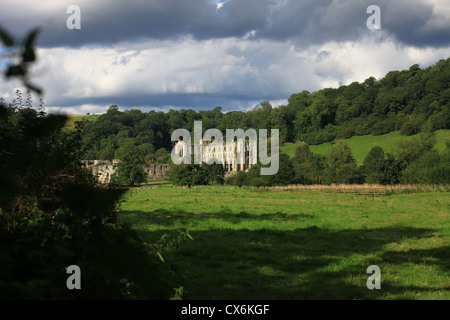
<box><xmin>22</xmin><ymin>27</ymin><xmax>40</xmax><ymax>48</ymax></box>
<box><xmin>156</xmin><ymin>251</ymin><xmax>165</xmax><ymax>263</ymax></box>
<box><xmin>6</xmin><ymin>65</ymin><xmax>25</xmax><ymax>77</ymax></box>
<box><xmin>21</xmin><ymin>28</ymin><xmax>40</xmax><ymax>63</ymax></box>
<box><xmin>0</xmin><ymin>28</ymin><xmax>15</xmax><ymax>47</ymax></box>
<box><xmin>23</xmin><ymin>45</ymin><xmax>36</xmax><ymax>62</ymax></box>
<box><xmin>23</xmin><ymin>81</ymin><xmax>42</xmax><ymax>95</ymax></box>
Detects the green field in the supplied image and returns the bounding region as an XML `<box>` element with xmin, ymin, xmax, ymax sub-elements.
<box><xmin>118</xmin><ymin>185</ymin><xmax>450</xmax><ymax>300</ymax></box>
<box><xmin>281</xmin><ymin>130</ymin><xmax>450</xmax><ymax>164</ymax></box>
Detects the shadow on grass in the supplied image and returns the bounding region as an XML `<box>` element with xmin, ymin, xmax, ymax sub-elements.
<box><xmin>120</xmin><ymin>208</ymin><xmax>314</xmax><ymax>227</ymax></box>
<box><xmin>120</xmin><ymin>209</ymin><xmax>450</xmax><ymax>300</ymax></box>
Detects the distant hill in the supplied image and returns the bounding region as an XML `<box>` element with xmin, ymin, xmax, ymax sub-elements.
<box><xmin>281</xmin><ymin>129</ymin><xmax>450</xmax><ymax>165</ymax></box>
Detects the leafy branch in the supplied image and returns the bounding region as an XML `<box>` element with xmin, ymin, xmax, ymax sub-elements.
<box><xmin>0</xmin><ymin>26</ymin><xmax>42</xmax><ymax>94</ymax></box>
<box><xmin>144</xmin><ymin>224</ymin><xmax>194</xmax><ymax>263</ymax></box>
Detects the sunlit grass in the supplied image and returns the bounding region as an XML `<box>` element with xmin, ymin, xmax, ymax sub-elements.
<box><xmin>63</xmin><ymin>114</ymin><xmax>100</xmax><ymax>129</ymax></box>
<box><xmin>118</xmin><ymin>185</ymin><xmax>450</xmax><ymax>300</ymax></box>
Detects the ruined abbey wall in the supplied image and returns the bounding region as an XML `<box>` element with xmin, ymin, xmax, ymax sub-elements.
<box><xmin>81</xmin><ymin>160</ymin><xmax>118</xmax><ymax>184</ymax></box>
<box><xmin>81</xmin><ymin>160</ymin><xmax>170</xmax><ymax>184</ymax></box>
<box><xmin>144</xmin><ymin>164</ymin><xmax>171</xmax><ymax>181</ymax></box>
<box><xmin>82</xmin><ymin>140</ymin><xmax>252</xmax><ymax>184</ymax></box>
<box><xmin>174</xmin><ymin>139</ymin><xmax>257</xmax><ymax>172</ymax></box>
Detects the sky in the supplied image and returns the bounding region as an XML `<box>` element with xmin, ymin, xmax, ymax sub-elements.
<box><xmin>0</xmin><ymin>0</ymin><xmax>449</xmax><ymax>115</ymax></box>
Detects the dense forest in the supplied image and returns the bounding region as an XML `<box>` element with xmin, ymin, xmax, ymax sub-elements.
<box><xmin>67</xmin><ymin>57</ymin><xmax>450</xmax><ymax>162</ymax></box>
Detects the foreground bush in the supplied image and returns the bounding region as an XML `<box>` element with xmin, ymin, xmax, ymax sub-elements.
<box><xmin>0</xmin><ymin>105</ymin><xmax>168</xmax><ymax>299</ymax></box>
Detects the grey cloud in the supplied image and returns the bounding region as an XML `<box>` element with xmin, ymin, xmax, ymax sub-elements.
<box><xmin>0</xmin><ymin>0</ymin><xmax>448</xmax><ymax>49</ymax></box>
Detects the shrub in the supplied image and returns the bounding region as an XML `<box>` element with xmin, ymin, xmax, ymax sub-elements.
<box><xmin>307</xmin><ymin>132</ymin><xmax>336</xmax><ymax>145</ymax></box>
<box><xmin>421</xmin><ymin>114</ymin><xmax>442</xmax><ymax>132</ymax></box>
<box><xmin>251</xmin><ymin>177</ymin><xmax>266</xmax><ymax>188</ymax></box>
<box><xmin>401</xmin><ymin>149</ymin><xmax>450</xmax><ymax>184</ymax></box>
<box><xmin>269</xmin><ymin>153</ymin><xmax>295</xmax><ymax>186</ymax></box>
<box><xmin>371</xmin><ymin>120</ymin><xmax>391</xmax><ymax>136</ymax></box>
<box><xmin>335</xmin><ymin>163</ymin><xmax>362</xmax><ymax>184</ymax></box>
<box><xmin>323</xmin><ymin>141</ymin><xmax>358</xmax><ymax>184</ymax></box>
<box><xmin>225</xmin><ymin>175</ymin><xmax>235</xmax><ymax>185</ymax></box>
<box><xmin>338</xmin><ymin>126</ymin><xmax>356</xmax><ymax>139</ymax></box>
<box><xmin>234</xmin><ymin>171</ymin><xmax>247</xmax><ymax>188</ymax></box>
<box><xmin>355</xmin><ymin>122</ymin><xmax>371</xmax><ymax>136</ymax></box>
<box><xmin>396</xmin><ymin>133</ymin><xmax>436</xmax><ymax>165</ymax></box>
<box><xmin>360</xmin><ymin>146</ymin><xmax>386</xmax><ymax>184</ymax></box>
<box><xmin>400</xmin><ymin>117</ymin><xmax>425</xmax><ymax>136</ymax></box>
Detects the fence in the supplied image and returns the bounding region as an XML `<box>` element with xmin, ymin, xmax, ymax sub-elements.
<box><xmin>267</xmin><ymin>184</ymin><xmax>450</xmax><ymax>196</ymax></box>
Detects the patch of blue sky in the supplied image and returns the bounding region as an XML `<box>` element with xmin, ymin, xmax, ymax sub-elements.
<box><xmin>0</xmin><ymin>46</ymin><xmax>13</xmax><ymax>70</ymax></box>
<box><xmin>216</xmin><ymin>0</ymin><xmax>228</xmax><ymax>9</ymax></box>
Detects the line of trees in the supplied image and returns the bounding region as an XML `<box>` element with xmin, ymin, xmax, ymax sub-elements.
<box><xmin>225</xmin><ymin>132</ymin><xmax>450</xmax><ymax>187</ymax></box>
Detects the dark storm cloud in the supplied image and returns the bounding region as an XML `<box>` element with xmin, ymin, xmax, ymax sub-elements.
<box><xmin>381</xmin><ymin>0</ymin><xmax>450</xmax><ymax>48</ymax></box>
<box><xmin>259</xmin><ymin>0</ymin><xmax>450</xmax><ymax>48</ymax></box>
<box><xmin>0</xmin><ymin>0</ymin><xmax>270</xmax><ymax>47</ymax></box>
<box><xmin>0</xmin><ymin>0</ymin><xmax>448</xmax><ymax>48</ymax></box>
<box><xmin>63</xmin><ymin>0</ymin><xmax>269</xmax><ymax>46</ymax></box>
<box><xmin>47</xmin><ymin>90</ymin><xmax>280</xmax><ymax>113</ymax></box>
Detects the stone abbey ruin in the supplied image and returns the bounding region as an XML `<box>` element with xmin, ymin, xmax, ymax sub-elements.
<box><xmin>82</xmin><ymin>139</ymin><xmax>257</xmax><ymax>184</ymax></box>
<box><xmin>81</xmin><ymin>160</ymin><xmax>171</xmax><ymax>184</ymax></box>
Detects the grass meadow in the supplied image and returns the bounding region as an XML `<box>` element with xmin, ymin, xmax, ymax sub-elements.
<box><xmin>118</xmin><ymin>184</ymin><xmax>450</xmax><ymax>300</ymax></box>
